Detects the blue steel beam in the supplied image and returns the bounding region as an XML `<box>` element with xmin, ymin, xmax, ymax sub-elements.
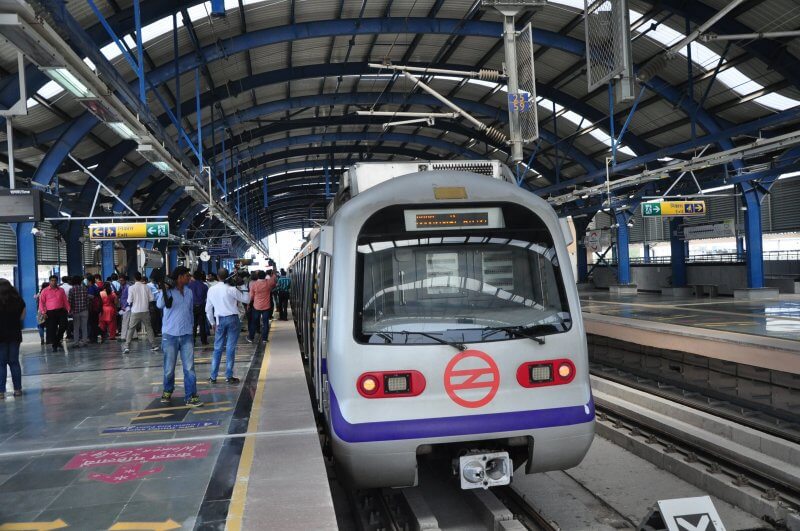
<box><xmin>25</xmin><ymin>19</ymin><xmax>656</xmax><ymax>184</ymax></box>
<box><xmin>222</xmin><ymin>132</ymin><xmax>482</xmax><ymax>172</ymax></box>
<box><xmin>202</xmin><ymin>108</ymin><xmax>582</xmax><ymax>181</ymax></box>
<box><xmin>17</xmin><ymin>14</ymin><xmax>742</xmax><ymax>206</ymax></box>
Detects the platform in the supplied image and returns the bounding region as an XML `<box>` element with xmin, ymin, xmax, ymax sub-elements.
<box><xmin>581</xmin><ymin>289</ymin><xmax>800</xmax><ymax>343</ymax></box>
<box><xmin>0</xmin><ymin>317</ymin><xmax>336</xmax><ymax>530</ymax></box>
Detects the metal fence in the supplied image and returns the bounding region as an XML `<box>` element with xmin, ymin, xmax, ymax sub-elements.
<box><xmin>594</xmin><ymin>250</ymin><xmax>800</xmax><ymax>265</ymax></box>
<box><xmin>516</xmin><ymin>22</ymin><xmax>538</xmax><ymax>143</ymax></box>
<box><xmin>584</xmin><ymin>0</ymin><xmax>626</xmax><ymax>91</ymax></box>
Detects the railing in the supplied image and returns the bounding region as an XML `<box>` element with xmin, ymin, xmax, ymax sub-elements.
<box><xmin>593</xmin><ymin>250</ymin><xmax>800</xmax><ymax>266</ymax></box>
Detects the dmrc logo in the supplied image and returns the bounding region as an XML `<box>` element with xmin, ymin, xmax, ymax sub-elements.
<box><xmin>444</xmin><ymin>350</ymin><xmax>500</xmax><ymax>408</ymax></box>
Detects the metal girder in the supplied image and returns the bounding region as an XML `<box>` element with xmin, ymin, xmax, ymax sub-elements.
<box><xmin>236</xmin><ymin>145</ymin><xmax>448</xmax><ymax>177</ymax></box>
<box><xmin>113</xmin><ymin>163</ymin><xmax>156</xmax><ymax>213</ymax></box>
<box><xmin>32</xmin><ymin>113</ymin><xmax>99</xmax><ymax>186</ymax></box>
<box><xmin>646</xmin><ymin>0</ymin><xmax>800</xmax><ymax>90</ymax></box>
<box><xmin>222</xmin><ymin>131</ymin><xmax>481</xmax><ymax>171</ymax></box>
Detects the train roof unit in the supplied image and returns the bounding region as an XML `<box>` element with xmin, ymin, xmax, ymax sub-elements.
<box><xmin>327</xmin><ymin>160</ymin><xmax>515</xmax><ymax>218</ymax></box>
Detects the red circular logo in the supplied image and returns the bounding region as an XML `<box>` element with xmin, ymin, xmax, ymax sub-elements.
<box><xmin>444</xmin><ymin>350</ymin><xmax>500</xmax><ymax>408</ymax></box>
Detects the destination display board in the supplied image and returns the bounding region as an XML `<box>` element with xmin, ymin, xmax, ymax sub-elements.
<box><xmin>404</xmin><ymin>208</ymin><xmax>505</xmax><ymax>231</ymax></box>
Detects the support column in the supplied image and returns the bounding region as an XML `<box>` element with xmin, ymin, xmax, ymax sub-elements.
<box><xmin>736</xmin><ymin>236</ymin><xmax>745</xmax><ymax>261</ymax></box>
<box><xmin>610</xmin><ymin>211</ymin><xmax>636</xmax><ymax>295</ymax></box>
<box><xmin>123</xmin><ymin>242</ymin><xmax>138</xmax><ymax>277</ymax></box>
<box><xmin>168</xmin><ymin>247</ymin><xmax>178</xmax><ymax>272</ymax></box>
<box><xmin>733</xmin><ymin>183</ymin><xmax>778</xmax><ymax>299</ymax></box>
<box><xmin>669</xmin><ymin>217</ymin><xmax>687</xmax><ymax>288</ymax></box>
<box><xmin>614</xmin><ymin>211</ymin><xmax>631</xmax><ymax>285</ymax></box>
<box><xmin>573</xmin><ymin>218</ymin><xmax>589</xmax><ymax>284</ymax></box>
<box><xmin>101</xmin><ymin>241</ymin><xmax>115</xmax><ymax>280</ymax></box>
<box><xmin>741</xmin><ymin>186</ymin><xmax>764</xmax><ymax>289</ymax></box>
<box><xmin>643</xmin><ymin>243</ymin><xmax>651</xmax><ymax>264</ymax></box>
<box><xmin>577</xmin><ymin>240</ymin><xmax>588</xmax><ymax>283</ymax></box>
<box><xmin>15</xmin><ymin>223</ymin><xmax>39</xmax><ymax>329</ymax></box>
<box><xmin>66</xmin><ymin>232</ymin><xmax>83</xmax><ymax>277</ymax></box>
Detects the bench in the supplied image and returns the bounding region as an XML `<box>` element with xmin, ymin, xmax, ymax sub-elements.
<box><xmin>690</xmin><ymin>283</ymin><xmax>719</xmax><ymax>297</ymax></box>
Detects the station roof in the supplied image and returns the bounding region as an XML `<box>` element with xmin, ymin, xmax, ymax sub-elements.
<box><xmin>1</xmin><ymin>0</ymin><xmax>799</xmax><ymax>250</ymax></box>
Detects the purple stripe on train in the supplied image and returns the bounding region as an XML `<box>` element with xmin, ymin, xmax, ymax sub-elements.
<box><xmin>330</xmin><ymin>389</ymin><xmax>595</xmax><ymax>443</ymax></box>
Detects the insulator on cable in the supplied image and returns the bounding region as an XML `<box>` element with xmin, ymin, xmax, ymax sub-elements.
<box><xmin>484</xmin><ymin>126</ymin><xmax>507</xmax><ymax>145</ymax></box>
<box><xmin>636</xmin><ymin>55</ymin><xmax>670</xmax><ymax>83</ymax></box>
<box><xmin>478</xmin><ymin>69</ymin><xmax>502</xmax><ymax>82</ymax></box>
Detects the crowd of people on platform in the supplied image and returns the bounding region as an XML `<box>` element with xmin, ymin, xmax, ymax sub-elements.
<box><xmin>0</xmin><ymin>266</ymin><xmax>292</xmax><ymax>403</ymax></box>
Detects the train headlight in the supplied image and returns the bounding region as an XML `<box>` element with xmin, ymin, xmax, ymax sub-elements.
<box><xmin>516</xmin><ymin>359</ymin><xmax>576</xmax><ymax>388</ymax></box>
<box><xmin>528</xmin><ymin>364</ymin><xmax>553</xmax><ymax>383</ymax></box>
<box><xmin>359</xmin><ymin>375</ymin><xmax>380</xmax><ymax>395</ymax></box>
<box><xmin>385</xmin><ymin>374</ymin><xmax>410</xmax><ymax>394</ymax></box>
<box><xmin>357</xmin><ymin>370</ymin><xmax>426</xmax><ymax>398</ymax></box>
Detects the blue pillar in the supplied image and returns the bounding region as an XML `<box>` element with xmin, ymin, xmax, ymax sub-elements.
<box><xmin>614</xmin><ymin>212</ymin><xmax>631</xmax><ymax>285</ymax></box>
<box><xmin>669</xmin><ymin>217</ymin><xmax>687</xmax><ymax>287</ymax></box>
<box><xmin>66</xmin><ymin>234</ymin><xmax>83</xmax><ymax>276</ymax></box>
<box><xmin>168</xmin><ymin>247</ymin><xmax>178</xmax><ymax>272</ymax></box>
<box><xmin>741</xmin><ymin>185</ymin><xmax>764</xmax><ymax>288</ymax></box>
<box><xmin>643</xmin><ymin>243</ymin><xmax>651</xmax><ymax>264</ymax></box>
<box><xmin>574</xmin><ymin>219</ymin><xmax>589</xmax><ymax>283</ymax></box>
<box><xmin>15</xmin><ymin>223</ymin><xmax>39</xmax><ymax>329</ymax></box>
<box><xmin>101</xmin><ymin>241</ymin><xmax>115</xmax><ymax>280</ymax></box>
<box><xmin>577</xmin><ymin>240</ymin><xmax>588</xmax><ymax>283</ymax></box>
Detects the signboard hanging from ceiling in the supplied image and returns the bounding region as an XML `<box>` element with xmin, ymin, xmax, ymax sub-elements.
<box><xmin>89</xmin><ymin>222</ymin><xmax>170</xmax><ymax>240</ymax></box>
<box><xmin>682</xmin><ymin>220</ymin><xmax>736</xmax><ymax>241</ymax></box>
<box><xmin>0</xmin><ymin>190</ymin><xmax>42</xmax><ymax>223</ymax></box>
<box><xmin>642</xmin><ymin>201</ymin><xmax>707</xmax><ymax>217</ymax></box>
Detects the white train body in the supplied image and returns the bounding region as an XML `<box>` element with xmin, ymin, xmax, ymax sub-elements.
<box><xmin>290</xmin><ymin>161</ymin><xmax>594</xmax><ymax>489</ymax></box>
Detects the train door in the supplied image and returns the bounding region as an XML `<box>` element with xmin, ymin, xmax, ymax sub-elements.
<box><xmin>314</xmin><ymin>254</ymin><xmax>331</xmax><ymax>413</ymax></box>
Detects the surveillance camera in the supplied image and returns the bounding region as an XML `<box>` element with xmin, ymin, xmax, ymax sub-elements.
<box><xmin>78</xmin><ymin>236</ymin><xmax>86</xmax><ymax>244</ymax></box>
<box><xmin>30</xmin><ymin>227</ymin><xmax>40</xmax><ymax>236</ymax></box>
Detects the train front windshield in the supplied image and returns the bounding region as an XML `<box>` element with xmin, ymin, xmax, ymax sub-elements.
<box><xmin>355</xmin><ymin>204</ymin><xmax>572</xmax><ymax>345</ymax></box>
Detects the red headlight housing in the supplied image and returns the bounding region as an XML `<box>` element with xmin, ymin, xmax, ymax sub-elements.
<box><xmin>357</xmin><ymin>370</ymin><xmax>426</xmax><ymax>398</ymax></box>
<box><xmin>516</xmin><ymin>359</ymin><xmax>576</xmax><ymax>388</ymax></box>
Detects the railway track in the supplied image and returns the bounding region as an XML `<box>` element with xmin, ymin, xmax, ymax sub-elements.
<box><xmin>348</xmin><ymin>464</ymin><xmax>558</xmax><ymax>530</ymax></box>
<box><xmin>590</xmin><ymin>362</ymin><xmax>800</xmax><ymax>445</ymax></box>
<box><xmin>593</xmin><ymin>375</ymin><xmax>800</xmax><ymax>529</ymax></box>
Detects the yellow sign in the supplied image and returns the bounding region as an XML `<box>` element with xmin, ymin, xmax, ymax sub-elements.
<box><xmin>642</xmin><ymin>201</ymin><xmax>706</xmax><ymax>217</ymax></box>
<box><xmin>88</xmin><ymin>222</ymin><xmax>169</xmax><ymax>240</ymax></box>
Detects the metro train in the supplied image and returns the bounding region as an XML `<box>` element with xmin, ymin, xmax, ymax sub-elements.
<box><xmin>289</xmin><ymin>160</ymin><xmax>595</xmax><ymax>490</ymax></box>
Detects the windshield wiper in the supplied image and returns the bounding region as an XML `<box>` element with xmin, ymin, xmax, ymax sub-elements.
<box><xmin>376</xmin><ymin>331</ymin><xmax>466</xmax><ymax>351</ymax></box>
<box><xmin>483</xmin><ymin>326</ymin><xmax>546</xmax><ymax>345</ymax></box>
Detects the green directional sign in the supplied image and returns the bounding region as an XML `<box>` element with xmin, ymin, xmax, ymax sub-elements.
<box><xmin>642</xmin><ymin>203</ymin><xmax>662</xmax><ymax>216</ymax></box>
<box><xmin>146</xmin><ymin>222</ymin><xmax>169</xmax><ymax>238</ymax></box>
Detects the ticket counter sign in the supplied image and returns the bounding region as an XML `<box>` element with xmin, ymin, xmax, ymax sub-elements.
<box><xmin>642</xmin><ymin>201</ymin><xmax>706</xmax><ymax>217</ymax></box>
<box><xmin>89</xmin><ymin>222</ymin><xmax>170</xmax><ymax>240</ymax></box>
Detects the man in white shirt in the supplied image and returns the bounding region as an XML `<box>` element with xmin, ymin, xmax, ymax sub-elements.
<box><xmin>205</xmin><ymin>268</ymin><xmax>250</xmax><ymax>384</ymax></box>
<box><xmin>123</xmin><ymin>272</ymin><xmax>158</xmax><ymax>353</ymax></box>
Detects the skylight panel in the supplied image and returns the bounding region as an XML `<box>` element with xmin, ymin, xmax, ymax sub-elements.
<box><xmin>26</xmin><ymin>80</ymin><xmax>64</xmax><ymax>108</ymax></box>
<box><xmin>632</xmin><ymin>15</ymin><xmax>799</xmax><ymax>111</ymax></box>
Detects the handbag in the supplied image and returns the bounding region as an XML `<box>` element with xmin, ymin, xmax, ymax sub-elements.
<box><xmin>37</xmin><ymin>311</ymin><xmax>46</xmax><ymax>325</ymax></box>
